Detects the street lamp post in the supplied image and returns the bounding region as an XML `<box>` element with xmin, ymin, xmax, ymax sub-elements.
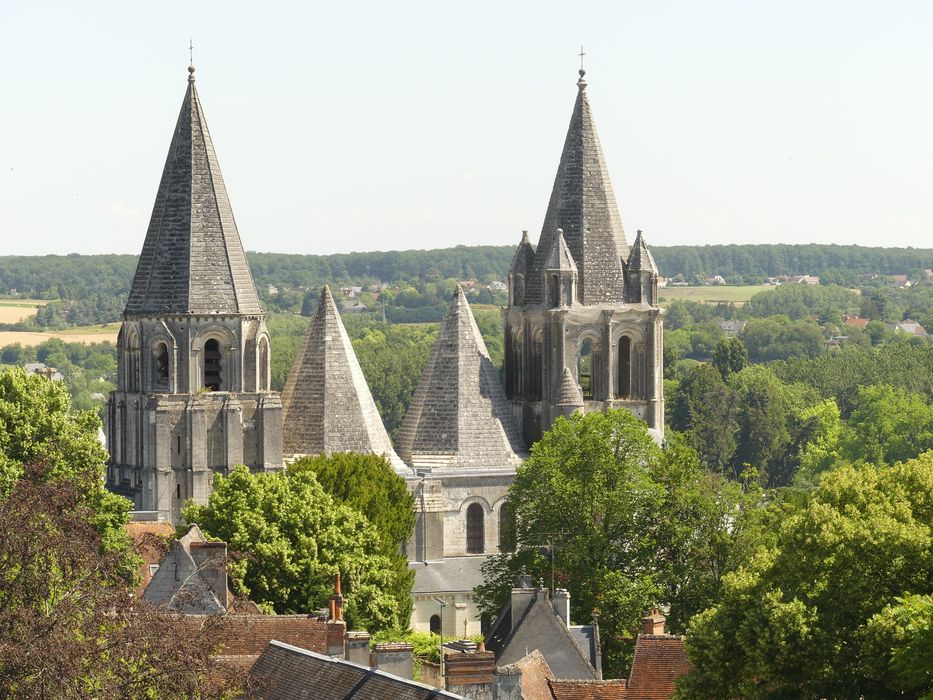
<box><xmin>432</xmin><ymin>597</ymin><xmax>447</xmax><ymax>689</ymax></box>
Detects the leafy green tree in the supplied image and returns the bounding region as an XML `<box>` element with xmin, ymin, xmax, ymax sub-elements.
<box><xmin>712</xmin><ymin>336</ymin><xmax>748</xmax><ymax>379</ymax></box>
<box><xmin>0</xmin><ymin>367</ymin><xmax>129</xmax><ymax>554</ymax></box>
<box><xmin>183</xmin><ymin>465</ymin><xmax>413</xmax><ymax>632</ymax></box>
<box><xmin>477</xmin><ymin>410</ymin><xmax>750</xmax><ymax>676</ymax></box>
<box><xmin>289</xmin><ymin>453</ymin><xmax>415</xmax><ymax>553</ymax></box>
<box><xmin>676</xmin><ymin>452</ymin><xmax>933</xmax><ymax>699</ymax></box>
<box><xmin>863</xmin><ymin>594</ymin><xmax>933</xmax><ymax>698</ymax></box>
<box><xmin>844</xmin><ymin>384</ymin><xmax>933</xmax><ymax>465</ymax></box>
<box><xmin>671</xmin><ymin>364</ymin><xmax>738</xmax><ymax>472</ymax></box>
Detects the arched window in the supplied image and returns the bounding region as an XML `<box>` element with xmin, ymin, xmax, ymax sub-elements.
<box><xmin>204</xmin><ymin>339</ymin><xmax>222</xmax><ymax>391</ymax></box>
<box><xmin>429</xmin><ymin>614</ymin><xmax>442</xmax><ymax>635</ymax></box>
<box><xmin>618</xmin><ymin>336</ymin><xmax>632</xmax><ymax>399</ymax></box>
<box><xmin>154</xmin><ymin>342</ymin><xmax>169</xmax><ymax>388</ymax></box>
<box><xmin>513</xmin><ymin>273</ymin><xmax>525</xmax><ymax>305</ymax></box>
<box><xmin>498</xmin><ymin>501</ymin><xmax>516</xmax><ymax>553</ymax></box>
<box><xmin>258</xmin><ymin>337</ymin><xmax>269</xmax><ymax>391</ymax></box>
<box><xmin>466</xmin><ymin>503</ymin><xmax>484</xmax><ymax>554</ymax></box>
<box><xmin>127</xmin><ymin>332</ymin><xmax>140</xmax><ymax>392</ymax></box>
<box><xmin>549</xmin><ymin>274</ymin><xmax>560</xmax><ymax>307</ymax></box>
<box><xmin>579</xmin><ymin>338</ymin><xmax>593</xmax><ymax>399</ymax></box>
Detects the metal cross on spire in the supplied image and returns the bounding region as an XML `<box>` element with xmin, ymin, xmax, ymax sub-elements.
<box><xmin>578</xmin><ymin>45</ymin><xmax>586</xmax><ymax>71</ymax></box>
<box><xmin>189</xmin><ymin>38</ymin><xmax>194</xmax><ymax>66</ymax></box>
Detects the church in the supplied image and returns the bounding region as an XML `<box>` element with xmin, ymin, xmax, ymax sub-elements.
<box><xmin>106</xmin><ymin>63</ymin><xmax>663</xmax><ymax>636</ymax></box>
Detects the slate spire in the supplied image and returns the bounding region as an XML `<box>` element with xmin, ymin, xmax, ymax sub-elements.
<box><xmin>281</xmin><ymin>286</ymin><xmax>408</xmax><ymax>473</ymax></box>
<box><xmin>125</xmin><ymin>66</ymin><xmax>262</xmax><ymax>316</ymax></box>
<box><xmin>397</xmin><ymin>286</ymin><xmax>525</xmax><ymax>470</ymax></box>
<box><xmin>527</xmin><ymin>69</ymin><xmax>628</xmax><ymax>306</ymax></box>
<box><xmin>626</xmin><ymin>229</ymin><xmax>658</xmax><ymax>274</ymax></box>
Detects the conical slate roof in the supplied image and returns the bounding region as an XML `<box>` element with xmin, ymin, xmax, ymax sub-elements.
<box><xmin>554</xmin><ymin>367</ymin><xmax>584</xmax><ymax>407</ymax></box>
<box><xmin>397</xmin><ymin>286</ymin><xmax>526</xmax><ymax>470</ymax></box>
<box><xmin>125</xmin><ymin>66</ymin><xmax>262</xmax><ymax>316</ymax></box>
<box><xmin>526</xmin><ymin>70</ymin><xmax>627</xmax><ymax>306</ymax></box>
<box><xmin>509</xmin><ymin>230</ymin><xmax>536</xmax><ymax>277</ymax></box>
<box><xmin>543</xmin><ymin>229</ymin><xmax>577</xmax><ymax>272</ymax></box>
<box><xmin>281</xmin><ymin>287</ymin><xmax>408</xmax><ymax>473</ymax></box>
<box><xmin>627</xmin><ymin>229</ymin><xmax>658</xmax><ymax>274</ymax></box>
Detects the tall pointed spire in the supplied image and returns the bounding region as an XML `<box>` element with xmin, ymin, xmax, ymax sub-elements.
<box><xmin>627</xmin><ymin>229</ymin><xmax>658</xmax><ymax>274</ymax></box>
<box><xmin>125</xmin><ymin>66</ymin><xmax>262</xmax><ymax>316</ymax></box>
<box><xmin>397</xmin><ymin>286</ymin><xmax>525</xmax><ymax>470</ymax></box>
<box><xmin>281</xmin><ymin>287</ymin><xmax>408</xmax><ymax>473</ymax></box>
<box><xmin>526</xmin><ymin>69</ymin><xmax>628</xmax><ymax>306</ymax></box>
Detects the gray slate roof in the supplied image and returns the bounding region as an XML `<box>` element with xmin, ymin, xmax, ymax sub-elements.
<box><xmin>627</xmin><ymin>229</ymin><xmax>658</xmax><ymax>274</ymax></box>
<box><xmin>250</xmin><ymin>641</ymin><xmax>467</xmax><ymax>699</ymax></box>
<box><xmin>554</xmin><ymin>367</ymin><xmax>584</xmax><ymax>407</ymax></box>
<box><xmin>544</xmin><ymin>229</ymin><xmax>578</xmax><ymax>273</ymax></box>
<box><xmin>397</xmin><ymin>286</ymin><xmax>526</xmax><ymax>470</ymax></box>
<box><xmin>410</xmin><ymin>556</ymin><xmax>487</xmax><ymax>594</ymax></box>
<box><xmin>526</xmin><ymin>71</ymin><xmax>628</xmax><ymax>306</ymax></box>
<box><xmin>509</xmin><ymin>230</ymin><xmax>536</xmax><ymax>277</ymax></box>
<box><xmin>281</xmin><ymin>286</ymin><xmax>408</xmax><ymax>473</ymax></box>
<box><xmin>142</xmin><ymin>524</ymin><xmax>227</xmax><ymax>614</ymax></box>
<box><xmin>125</xmin><ymin>66</ymin><xmax>262</xmax><ymax>316</ymax></box>
<box><xmin>486</xmin><ymin>588</ymin><xmax>599</xmax><ymax>681</ymax></box>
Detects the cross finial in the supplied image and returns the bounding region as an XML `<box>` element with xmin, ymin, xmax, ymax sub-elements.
<box><xmin>577</xmin><ymin>45</ymin><xmax>587</xmax><ymax>89</ymax></box>
<box><xmin>189</xmin><ymin>38</ymin><xmax>194</xmax><ymax>66</ymax></box>
<box><xmin>579</xmin><ymin>45</ymin><xmax>586</xmax><ymax>71</ymax></box>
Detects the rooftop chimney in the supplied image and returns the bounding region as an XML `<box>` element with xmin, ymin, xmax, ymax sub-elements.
<box><xmin>640</xmin><ymin>608</ymin><xmax>666</xmax><ymax>635</ymax></box>
<box><xmin>329</xmin><ymin>573</ymin><xmax>344</xmax><ymax>622</ymax></box>
<box><xmin>371</xmin><ymin>643</ymin><xmax>414</xmax><ymax>680</ymax></box>
<box><xmin>553</xmin><ymin>588</ymin><xmax>570</xmax><ymax>628</ymax></box>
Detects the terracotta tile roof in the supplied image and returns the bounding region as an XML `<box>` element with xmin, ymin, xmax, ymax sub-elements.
<box><xmin>624</xmin><ymin>635</ymin><xmax>690</xmax><ymax>699</ymax></box>
<box><xmin>498</xmin><ymin>649</ymin><xmax>555</xmax><ymax>700</ymax></box>
<box><xmin>549</xmin><ymin>679</ymin><xmax>628</xmax><ymax>699</ymax></box>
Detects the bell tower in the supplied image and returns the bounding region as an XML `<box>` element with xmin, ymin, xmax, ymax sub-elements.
<box><xmin>503</xmin><ymin>69</ymin><xmax>664</xmax><ymax>444</ymax></box>
<box><xmin>106</xmin><ymin>65</ymin><xmax>283</xmax><ymax>522</ymax></box>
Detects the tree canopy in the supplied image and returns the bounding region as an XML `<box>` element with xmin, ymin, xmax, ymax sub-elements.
<box><xmin>676</xmin><ymin>452</ymin><xmax>933</xmax><ymax>699</ymax></box>
<box><xmin>183</xmin><ymin>465</ymin><xmax>413</xmax><ymax>632</ymax></box>
<box><xmin>476</xmin><ymin>410</ymin><xmax>750</xmax><ymax>677</ymax></box>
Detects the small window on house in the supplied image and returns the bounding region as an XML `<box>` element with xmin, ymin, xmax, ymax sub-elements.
<box><xmin>618</xmin><ymin>336</ymin><xmax>632</xmax><ymax>399</ymax></box>
<box><xmin>204</xmin><ymin>339</ymin><xmax>222</xmax><ymax>391</ymax></box>
<box><xmin>466</xmin><ymin>503</ymin><xmax>485</xmax><ymax>554</ymax></box>
<box><xmin>549</xmin><ymin>274</ymin><xmax>560</xmax><ymax>307</ymax></box>
<box><xmin>579</xmin><ymin>338</ymin><xmax>593</xmax><ymax>399</ymax></box>
<box><xmin>430</xmin><ymin>614</ymin><xmax>441</xmax><ymax>635</ymax></box>
<box><xmin>155</xmin><ymin>342</ymin><xmax>169</xmax><ymax>386</ymax></box>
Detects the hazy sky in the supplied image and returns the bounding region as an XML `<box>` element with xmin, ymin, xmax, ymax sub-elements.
<box><xmin>1</xmin><ymin>1</ymin><xmax>931</xmax><ymax>256</ymax></box>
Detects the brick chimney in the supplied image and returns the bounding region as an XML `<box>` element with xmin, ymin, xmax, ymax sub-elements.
<box><xmin>552</xmin><ymin>588</ymin><xmax>570</xmax><ymax>628</ymax></box>
<box><xmin>329</xmin><ymin>573</ymin><xmax>344</xmax><ymax>622</ymax></box>
<box><xmin>640</xmin><ymin>608</ymin><xmax>666</xmax><ymax>635</ymax></box>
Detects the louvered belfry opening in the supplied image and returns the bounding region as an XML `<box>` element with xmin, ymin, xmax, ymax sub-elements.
<box><xmin>466</xmin><ymin>503</ymin><xmax>485</xmax><ymax>554</ymax></box>
<box><xmin>204</xmin><ymin>339</ymin><xmax>222</xmax><ymax>391</ymax></box>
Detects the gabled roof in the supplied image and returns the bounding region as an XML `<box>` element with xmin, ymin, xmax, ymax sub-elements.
<box><xmin>142</xmin><ymin>524</ymin><xmax>229</xmax><ymax>614</ymax></box>
<box><xmin>555</xmin><ymin>367</ymin><xmax>585</xmax><ymax>407</ymax></box>
<box><xmin>526</xmin><ymin>70</ymin><xmax>628</xmax><ymax>306</ymax></box>
<box><xmin>544</xmin><ymin>230</ymin><xmax>579</xmax><ymax>273</ymax></box>
<box><xmin>487</xmin><ymin>587</ymin><xmax>599</xmax><ymax>681</ymax></box>
<box><xmin>626</xmin><ymin>230</ymin><xmax>658</xmax><ymax>275</ymax></box>
<box><xmin>125</xmin><ymin>66</ymin><xmax>262</xmax><ymax>316</ymax></box>
<box><xmin>623</xmin><ymin>636</ymin><xmax>690</xmax><ymax>699</ymax></box>
<box><xmin>282</xmin><ymin>286</ymin><xmax>408</xmax><ymax>473</ymax></box>
<box><xmin>397</xmin><ymin>286</ymin><xmax>525</xmax><ymax>470</ymax></box>
<box><xmin>497</xmin><ymin>650</ymin><xmax>556</xmax><ymax>700</ymax></box>
<box><xmin>250</xmin><ymin>641</ymin><xmax>467</xmax><ymax>699</ymax></box>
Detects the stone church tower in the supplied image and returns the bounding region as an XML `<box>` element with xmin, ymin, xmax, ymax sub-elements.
<box><xmin>106</xmin><ymin>66</ymin><xmax>283</xmax><ymax>523</ymax></box>
<box><xmin>504</xmin><ymin>70</ymin><xmax>664</xmax><ymax>444</ymax></box>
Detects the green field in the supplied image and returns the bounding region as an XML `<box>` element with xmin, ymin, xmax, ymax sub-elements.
<box><xmin>658</xmin><ymin>285</ymin><xmax>771</xmax><ymax>306</ymax></box>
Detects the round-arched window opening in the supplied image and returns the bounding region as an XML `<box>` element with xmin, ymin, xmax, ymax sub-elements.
<box><xmin>549</xmin><ymin>274</ymin><xmax>560</xmax><ymax>307</ymax></box>
<box><xmin>429</xmin><ymin>614</ymin><xmax>441</xmax><ymax>635</ymax></box>
<box><xmin>204</xmin><ymin>339</ymin><xmax>222</xmax><ymax>391</ymax></box>
<box><xmin>618</xmin><ymin>336</ymin><xmax>632</xmax><ymax>399</ymax></box>
<box><xmin>258</xmin><ymin>337</ymin><xmax>270</xmax><ymax>391</ymax></box>
<box><xmin>154</xmin><ymin>342</ymin><xmax>169</xmax><ymax>387</ymax></box>
<box><xmin>579</xmin><ymin>338</ymin><xmax>593</xmax><ymax>399</ymax></box>
<box><xmin>466</xmin><ymin>503</ymin><xmax>485</xmax><ymax>554</ymax></box>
